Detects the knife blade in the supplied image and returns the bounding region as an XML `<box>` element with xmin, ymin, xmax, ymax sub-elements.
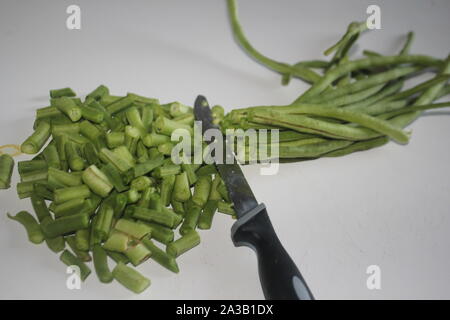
<box><xmin>194</xmin><ymin>95</ymin><xmax>314</xmax><ymax>300</ymax></box>
<box><xmin>194</xmin><ymin>95</ymin><xmax>258</xmax><ymax>217</ymax></box>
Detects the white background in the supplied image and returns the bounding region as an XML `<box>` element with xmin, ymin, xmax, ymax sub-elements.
<box><xmin>0</xmin><ymin>0</ymin><xmax>449</xmax><ymax>299</ymax></box>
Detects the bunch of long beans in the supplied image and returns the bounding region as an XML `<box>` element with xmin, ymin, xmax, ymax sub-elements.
<box><xmin>223</xmin><ymin>0</ymin><xmax>450</xmax><ymax>161</ymax></box>
<box><xmin>7</xmin><ymin>86</ymin><xmax>235</xmax><ymax>293</ymax></box>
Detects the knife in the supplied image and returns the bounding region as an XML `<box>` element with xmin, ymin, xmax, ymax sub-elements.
<box><xmin>194</xmin><ymin>95</ymin><xmax>314</xmax><ymax>300</ymax></box>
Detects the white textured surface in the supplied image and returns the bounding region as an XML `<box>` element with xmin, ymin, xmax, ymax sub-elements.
<box><xmin>0</xmin><ymin>0</ymin><xmax>449</xmax><ymax>299</ymax></box>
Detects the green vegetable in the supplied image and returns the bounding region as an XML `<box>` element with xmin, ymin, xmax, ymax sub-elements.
<box><xmin>7</xmin><ymin>211</ymin><xmax>45</xmax><ymax>244</ymax></box>
<box><xmin>0</xmin><ymin>154</ymin><xmax>14</xmax><ymax>189</ymax></box>
<box><xmin>60</xmin><ymin>249</ymin><xmax>91</xmax><ymax>281</ymax></box>
<box><xmin>166</xmin><ymin>230</ymin><xmax>200</xmax><ymax>258</ymax></box>
<box><xmin>112</xmin><ymin>262</ymin><xmax>150</xmax><ymax>294</ymax></box>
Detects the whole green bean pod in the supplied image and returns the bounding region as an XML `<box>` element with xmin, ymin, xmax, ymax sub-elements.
<box><xmin>296</xmin><ymin>54</ymin><xmax>443</xmax><ymax>102</ymax></box>
<box><xmin>0</xmin><ymin>154</ymin><xmax>14</xmax><ymax>189</ymax></box>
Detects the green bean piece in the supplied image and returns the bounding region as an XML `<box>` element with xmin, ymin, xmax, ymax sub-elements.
<box><xmin>43</xmin><ymin>228</ymin><xmax>66</xmax><ymax>253</ymax></box>
<box><xmin>181</xmin><ymin>163</ymin><xmax>198</xmax><ymax>185</ymax></box>
<box><xmin>140</xmin><ymin>222</ymin><xmax>174</xmax><ymax>245</ymax></box>
<box><xmin>92</xmin><ymin>244</ymin><xmax>113</xmax><ymax>283</ymax></box>
<box><xmin>171</xmin><ymin>198</ymin><xmax>185</xmax><ymax>215</ymax></box>
<box><xmin>192</xmin><ymin>176</ymin><xmax>212</xmax><ymax>208</ymax></box>
<box><xmin>105</xmin><ymin>94</ymin><xmax>135</xmax><ymax>114</ymax></box>
<box><xmin>133</xmin><ymin>156</ymin><xmax>164</xmax><ymax>177</ymax></box>
<box><xmin>17</xmin><ymin>159</ymin><xmax>47</xmax><ymax>175</ymax></box>
<box><xmin>133</xmin><ymin>207</ymin><xmax>177</xmax><ymax>228</ymax></box>
<box><xmin>42</xmin><ymin>212</ymin><xmax>90</xmax><ymax>238</ymax></box>
<box><xmin>157</xmin><ymin>141</ymin><xmax>175</xmax><ymax>156</ymax></box>
<box><xmin>125</xmin><ymin>107</ymin><xmax>146</xmax><ymax>137</ymax></box>
<box><xmin>106</xmin><ymin>250</ymin><xmax>130</xmax><ymax>264</ymax></box>
<box><xmin>103</xmin><ymin>231</ymin><xmax>129</xmax><ymax>252</ymax></box>
<box><xmin>140</xmin><ymin>104</ymin><xmax>154</xmax><ymax>132</ymax></box>
<box><xmin>65</xmin><ymin>141</ymin><xmax>85</xmax><ymax>171</ymax></box>
<box><xmin>0</xmin><ymin>154</ymin><xmax>14</xmax><ymax>189</ymax></box>
<box><xmin>99</xmin><ymin>148</ymin><xmax>133</xmax><ymax>173</ymax></box>
<box><xmin>82</xmin><ymin>164</ymin><xmax>113</xmax><ymax>197</ymax></box>
<box><xmin>42</xmin><ymin>143</ymin><xmax>61</xmax><ymax>169</ymax></box>
<box><xmin>153</xmin><ymin>164</ymin><xmax>181</xmax><ymax>178</ymax></box>
<box><xmin>19</xmin><ymin>169</ymin><xmax>47</xmax><ymax>183</ymax></box>
<box><xmin>86</xmin><ymin>85</ymin><xmax>109</xmax><ymax>101</ymax></box>
<box><xmin>21</xmin><ymin>121</ymin><xmax>51</xmax><ymax>154</ymax></box>
<box><xmin>198</xmin><ymin>200</ymin><xmax>219</xmax><ymax>230</ymax></box>
<box><xmin>196</xmin><ymin>164</ymin><xmax>217</xmax><ymax>176</ymax></box>
<box><xmin>142</xmin><ymin>132</ymin><xmax>170</xmax><ymax>147</ymax></box>
<box><xmin>136</xmin><ymin>141</ymin><xmax>149</xmax><ymax>163</ymax></box>
<box><xmin>81</xmin><ymin>143</ymin><xmax>98</xmax><ymax>167</ymax></box>
<box><xmin>179</xmin><ymin>204</ymin><xmax>202</xmax><ymax>235</ymax></box>
<box><xmin>30</xmin><ymin>194</ymin><xmax>51</xmax><ymax>222</ymax></box>
<box><xmin>209</xmin><ymin>175</ymin><xmax>222</xmax><ymax>201</ymax></box>
<box><xmin>217</xmin><ymin>201</ymin><xmax>236</xmax><ymax>216</ymax></box>
<box><xmin>100</xmin><ymin>163</ymin><xmax>128</xmax><ymax>193</ymax></box>
<box><xmin>93</xmin><ymin>204</ymin><xmax>114</xmax><ymax>241</ymax></box>
<box><xmin>50</xmin><ymin>198</ymin><xmax>86</xmax><ymax>218</ymax></box>
<box><xmin>81</xmin><ymin>105</ymin><xmax>104</xmax><ymax>123</ymax></box>
<box><xmin>75</xmin><ymin>229</ymin><xmax>90</xmax><ymax>251</ymax></box>
<box><xmin>48</xmin><ymin>167</ymin><xmax>82</xmax><ymax>190</ymax></box>
<box><xmin>17</xmin><ymin>180</ymin><xmax>45</xmax><ymax>199</ymax></box>
<box><xmin>112</xmin><ymin>261</ymin><xmax>151</xmax><ymax>294</ymax></box>
<box><xmin>52</xmin><ymin>97</ymin><xmax>82</xmax><ymax>122</ymax></box>
<box><xmin>173</xmin><ymin>172</ymin><xmax>191</xmax><ymax>202</ymax></box>
<box><xmin>66</xmin><ymin>236</ymin><xmax>92</xmax><ymax>262</ymax></box>
<box><xmin>146</xmin><ymin>193</ymin><xmax>160</xmax><ymax>212</ymax></box>
<box><xmin>7</xmin><ymin>211</ymin><xmax>45</xmax><ymax>244</ymax></box>
<box><xmin>113</xmin><ymin>193</ymin><xmax>128</xmax><ymax>219</ymax></box>
<box><xmin>54</xmin><ymin>185</ymin><xmax>90</xmax><ymax>204</ymax></box>
<box><xmin>166</xmin><ymin>230</ymin><xmax>200</xmax><ymax>258</ymax></box>
<box><xmin>142</xmin><ymin>238</ymin><xmax>179</xmax><ymax>273</ymax></box>
<box><xmin>173</xmin><ymin>113</ymin><xmax>194</xmax><ymax>126</ymax></box>
<box><xmin>160</xmin><ymin>175</ymin><xmax>176</xmax><ymax>207</ymax></box>
<box><xmin>125</xmin><ymin>240</ymin><xmax>152</xmax><ymax>266</ymax></box>
<box><xmin>33</xmin><ymin>182</ymin><xmax>54</xmax><ymax>201</ymax></box>
<box><xmin>60</xmin><ymin>250</ymin><xmax>91</xmax><ymax>281</ymax></box>
<box><xmin>124</xmin><ymin>125</ymin><xmax>140</xmax><ymax>155</ymax></box>
<box><xmin>50</xmin><ymin>87</ymin><xmax>76</xmax><ymax>98</ymax></box>
<box><xmin>36</xmin><ymin>105</ymin><xmax>61</xmax><ymax>119</ymax></box>
<box><xmin>154</xmin><ymin>116</ymin><xmax>193</xmax><ymax>136</ymax></box>
<box><xmin>130</xmin><ymin>176</ymin><xmax>152</xmax><ymax>191</ymax></box>
<box><xmin>127</xmin><ymin>188</ymin><xmax>141</xmax><ymax>203</ymax></box>
<box><xmin>106</xmin><ymin>132</ymin><xmax>125</xmax><ymax>149</ymax></box>
<box><xmin>115</xmin><ymin>219</ymin><xmax>152</xmax><ymax>240</ymax></box>
<box><xmin>217</xmin><ymin>183</ymin><xmax>230</xmax><ymax>202</ymax></box>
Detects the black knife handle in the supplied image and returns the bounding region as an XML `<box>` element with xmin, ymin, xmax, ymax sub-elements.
<box><xmin>231</xmin><ymin>203</ymin><xmax>314</xmax><ymax>300</ymax></box>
